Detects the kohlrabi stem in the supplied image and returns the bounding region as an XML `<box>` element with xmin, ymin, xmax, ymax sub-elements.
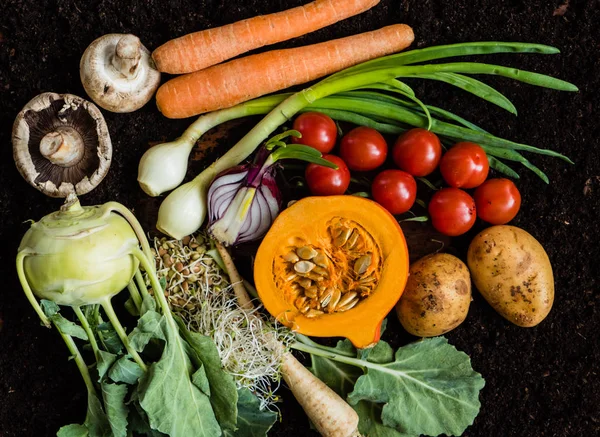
<box><xmin>295</xmin><ymin>334</ymin><xmax>357</xmax><ymax>358</ymax></box>
<box><xmin>135</xmin><ymin>269</ymin><xmax>150</xmax><ymax>299</ymax></box>
<box><xmin>291</xmin><ymin>341</ymin><xmax>367</xmax><ymax>371</ymax></box>
<box><xmin>132</xmin><ymin>248</ymin><xmax>177</xmax><ymax>329</ymax></box>
<box><xmin>73</xmin><ymin>306</ymin><xmax>101</xmax><ymax>361</ymax></box>
<box><xmin>103</xmin><ymin>202</ymin><xmax>154</xmax><ymax>267</ymax></box>
<box><xmin>100</xmin><ymin>299</ymin><xmax>147</xmax><ymax>371</ymax></box>
<box><xmin>54</xmin><ymin>321</ymin><xmax>97</xmax><ymax>394</ymax></box>
<box><xmin>127</xmin><ymin>280</ymin><xmax>143</xmax><ymax>312</ymax></box>
<box><xmin>16</xmin><ymin>251</ymin><xmax>50</xmax><ymax>327</ymax></box>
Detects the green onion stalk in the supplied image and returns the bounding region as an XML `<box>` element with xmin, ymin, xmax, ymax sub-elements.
<box><xmin>146</xmin><ymin>41</ymin><xmax>577</xmax><ymax>239</ymax></box>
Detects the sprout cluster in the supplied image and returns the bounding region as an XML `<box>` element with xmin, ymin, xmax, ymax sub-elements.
<box><xmin>150</xmin><ymin>234</ymin><xmax>293</xmax><ymax>410</ymax></box>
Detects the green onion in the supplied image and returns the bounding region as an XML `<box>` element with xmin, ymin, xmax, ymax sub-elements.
<box><xmin>150</xmin><ymin>41</ymin><xmax>577</xmax><ymax>239</ymax></box>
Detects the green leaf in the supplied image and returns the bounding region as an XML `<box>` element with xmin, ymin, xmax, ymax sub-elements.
<box><xmin>354</xmin><ymin>401</ymin><xmax>415</xmax><ymax>437</ymax></box>
<box><xmin>347</xmin><ymin>337</ymin><xmax>485</xmax><ymax>436</ymax></box>
<box><xmin>84</xmin><ymin>392</ymin><xmax>112</xmax><ymax>437</ymax></box>
<box><xmin>128</xmin><ymin>396</ymin><xmax>167</xmax><ymax>437</ymax></box>
<box><xmin>40</xmin><ymin>299</ymin><xmax>59</xmax><ymax>318</ymax></box>
<box><xmin>97</xmin><ymin>350</ymin><xmax>117</xmax><ymax>382</ymax></box>
<box><xmin>359</xmin><ymin>340</ymin><xmax>394</xmax><ymax>364</ymax></box>
<box><xmin>223</xmin><ymin>388</ymin><xmax>278</xmax><ymax>437</ymax></box>
<box><xmin>57</xmin><ymin>424</ymin><xmax>88</xmax><ymax>437</ymax></box>
<box><xmin>101</xmin><ymin>382</ymin><xmax>129</xmax><ymax>437</ymax></box>
<box><xmin>129</xmin><ymin>310</ymin><xmax>164</xmax><ymax>352</ymax></box>
<box><xmin>178</xmin><ymin>321</ymin><xmax>239</xmax><ymax>431</ymax></box>
<box><xmin>192</xmin><ymin>366</ymin><xmax>211</xmax><ymax>397</ymax></box>
<box><xmin>138</xmin><ymin>314</ymin><xmax>221</xmax><ymax>437</ymax></box>
<box><xmin>141</xmin><ymin>293</ymin><xmax>158</xmax><ymax>315</ymax></box>
<box><xmin>97</xmin><ymin>321</ymin><xmax>124</xmax><ymax>355</ymax></box>
<box><xmin>309</xmin><ymin>339</ymin><xmax>362</xmax><ymax>398</ymax></box>
<box><xmin>109</xmin><ymin>356</ymin><xmax>144</xmax><ymax>385</ymax></box>
<box><xmin>51</xmin><ymin>313</ymin><xmax>88</xmax><ymax>341</ymax></box>
<box><xmin>40</xmin><ymin>301</ymin><xmax>88</xmax><ymax>341</ymax></box>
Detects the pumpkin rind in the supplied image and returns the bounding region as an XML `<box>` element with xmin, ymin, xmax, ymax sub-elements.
<box><xmin>254</xmin><ymin>195</ymin><xmax>409</xmax><ymax>348</ymax></box>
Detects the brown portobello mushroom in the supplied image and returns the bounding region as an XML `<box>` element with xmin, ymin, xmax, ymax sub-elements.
<box><xmin>12</xmin><ymin>92</ymin><xmax>112</xmax><ymax>197</ymax></box>
<box><xmin>80</xmin><ymin>34</ymin><xmax>161</xmax><ymax>112</ymax></box>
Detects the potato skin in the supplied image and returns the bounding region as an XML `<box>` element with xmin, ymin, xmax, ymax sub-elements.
<box><xmin>467</xmin><ymin>225</ymin><xmax>554</xmax><ymax>327</ymax></box>
<box><xmin>396</xmin><ymin>253</ymin><xmax>471</xmax><ymax>337</ymax></box>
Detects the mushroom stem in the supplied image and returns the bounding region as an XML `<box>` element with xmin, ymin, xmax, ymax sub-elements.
<box><xmin>39</xmin><ymin>127</ymin><xmax>84</xmax><ymax>167</ymax></box>
<box><xmin>112</xmin><ymin>35</ymin><xmax>142</xmax><ymax>78</ymax></box>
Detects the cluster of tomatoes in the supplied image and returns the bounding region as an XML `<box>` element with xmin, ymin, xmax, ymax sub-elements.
<box><xmin>292</xmin><ymin>112</ymin><xmax>521</xmax><ymax>236</ymax></box>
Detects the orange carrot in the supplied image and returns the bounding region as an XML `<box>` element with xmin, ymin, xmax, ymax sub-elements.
<box><xmin>153</xmin><ymin>0</ymin><xmax>380</xmax><ymax>74</ymax></box>
<box><xmin>156</xmin><ymin>24</ymin><xmax>415</xmax><ymax>119</ymax></box>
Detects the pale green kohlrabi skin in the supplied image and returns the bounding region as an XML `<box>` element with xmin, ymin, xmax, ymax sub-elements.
<box><xmin>18</xmin><ymin>200</ymin><xmax>140</xmax><ymax>307</ymax></box>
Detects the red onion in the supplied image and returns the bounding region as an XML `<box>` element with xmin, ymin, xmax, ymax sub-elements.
<box><xmin>207</xmin><ymin>132</ymin><xmax>336</xmax><ymax>246</ymax></box>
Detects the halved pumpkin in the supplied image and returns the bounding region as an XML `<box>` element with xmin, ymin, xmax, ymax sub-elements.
<box><xmin>254</xmin><ymin>195</ymin><xmax>409</xmax><ymax>348</ymax></box>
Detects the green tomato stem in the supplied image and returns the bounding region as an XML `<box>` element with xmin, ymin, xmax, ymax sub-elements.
<box><xmin>16</xmin><ymin>251</ymin><xmax>50</xmax><ymax>327</ymax></box>
<box><xmin>100</xmin><ymin>299</ymin><xmax>147</xmax><ymax>371</ymax></box>
<box><xmin>73</xmin><ymin>306</ymin><xmax>101</xmax><ymax>361</ymax></box>
<box><xmin>54</xmin><ymin>321</ymin><xmax>97</xmax><ymax>395</ymax></box>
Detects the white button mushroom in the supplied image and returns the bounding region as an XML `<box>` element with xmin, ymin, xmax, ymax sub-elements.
<box><xmin>12</xmin><ymin>92</ymin><xmax>112</xmax><ymax>197</ymax></box>
<box><xmin>80</xmin><ymin>34</ymin><xmax>161</xmax><ymax>113</ymax></box>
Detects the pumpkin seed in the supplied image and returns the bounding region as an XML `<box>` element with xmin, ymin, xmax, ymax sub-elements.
<box><xmin>283</xmin><ymin>251</ymin><xmax>300</xmax><ymax>263</ymax></box>
<box><xmin>295</xmin><ymin>296</ymin><xmax>307</xmax><ymax>308</ymax></box>
<box><xmin>313</xmin><ymin>253</ymin><xmax>328</xmax><ymax>268</ymax></box>
<box><xmin>334</xmin><ymin>227</ymin><xmax>352</xmax><ymax>247</ymax></box>
<box><xmin>304</xmin><ymin>286</ymin><xmax>318</xmax><ymax>299</ymax></box>
<box><xmin>299</xmin><ymin>304</ymin><xmax>311</xmax><ymax>314</ymax></box>
<box><xmin>344</xmin><ymin>230</ymin><xmax>360</xmax><ymax>249</ymax></box>
<box><xmin>286</xmin><ymin>272</ymin><xmax>298</xmax><ymax>282</ymax></box>
<box><xmin>359</xmin><ymin>274</ymin><xmax>376</xmax><ymax>284</ymax></box>
<box><xmin>353</xmin><ymin>254</ymin><xmax>372</xmax><ymax>275</ymax></box>
<box><xmin>303</xmin><ymin>272</ymin><xmax>325</xmax><ymax>282</ymax></box>
<box><xmin>294</xmin><ymin>260</ymin><xmax>315</xmax><ymax>274</ymax></box>
<box><xmin>320</xmin><ymin>288</ymin><xmax>334</xmax><ymax>307</ymax></box>
<box><xmin>337</xmin><ymin>296</ymin><xmax>359</xmax><ymax>312</ymax></box>
<box><xmin>312</xmin><ymin>266</ymin><xmax>329</xmax><ymax>277</ymax></box>
<box><xmin>297</xmin><ymin>278</ymin><xmax>312</xmax><ymax>289</ymax></box>
<box><xmin>337</xmin><ymin>291</ymin><xmax>358</xmax><ymax>308</ymax></box>
<box><xmin>355</xmin><ymin>285</ymin><xmax>372</xmax><ymax>295</ymax></box>
<box><xmin>327</xmin><ymin>288</ymin><xmax>341</xmax><ymax>310</ymax></box>
<box><xmin>296</xmin><ymin>246</ymin><xmax>318</xmax><ymax>260</ymax></box>
<box><xmin>306</xmin><ymin>309</ymin><xmax>324</xmax><ymax>318</ymax></box>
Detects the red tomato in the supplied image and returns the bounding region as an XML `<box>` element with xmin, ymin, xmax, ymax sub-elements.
<box><xmin>292</xmin><ymin>112</ymin><xmax>337</xmax><ymax>153</ymax></box>
<box><xmin>474</xmin><ymin>178</ymin><xmax>521</xmax><ymax>224</ymax></box>
<box><xmin>305</xmin><ymin>155</ymin><xmax>350</xmax><ymax>196</ymax></box>
<box><xmin>428</xmin><ymin>188</ymin><xmax>476</xmax><ymax>236</ymax></box>
<box><xmin>339</xmin><ymin>126</ymin><xmax>388</xmax><ymax>171</ymax></box>
<box><xmin>371</xmin><ymin>170</ymin><xmax>417</xmax><ymax>215</ymax></box>
<box><xmin>392</xmin><ymin>128</ymin><xmax>442</xmax><ymax>176</ymax></box>
<box><xmin>440</xmin><ymin>142</ymin><xmax>489</xmax><ymax>188</ymax></box>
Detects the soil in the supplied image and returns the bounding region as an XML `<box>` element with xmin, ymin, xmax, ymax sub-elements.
<box><xmin>0</xmin><ymin>0</ymin><xmax>599</xmax><ymax>436</ymax></box>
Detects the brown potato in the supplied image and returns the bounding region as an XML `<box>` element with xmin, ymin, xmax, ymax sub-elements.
<box><xmin>467</xmin><ymin>225</ymin><xmax>554</xmax><ymax>327</ymax></box>
<box><xmin>396</xmin><ymin>253</ymin><xmax>471</xmax><ymax>337</ymax></box>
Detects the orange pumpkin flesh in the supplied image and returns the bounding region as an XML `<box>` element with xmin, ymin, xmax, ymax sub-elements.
<box><xmin>254</xmin><ymin>195</ymin><xmax>409</xmax><ymax>348</ymax></box>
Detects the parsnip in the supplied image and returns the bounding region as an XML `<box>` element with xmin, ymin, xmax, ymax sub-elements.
<box><xmin>216</xmin><ymin>243</ymin><xmax>360</xmax><ymax>437</ymax></box>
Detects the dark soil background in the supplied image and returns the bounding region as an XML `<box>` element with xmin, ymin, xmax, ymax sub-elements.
<box><xmin>0</xmin><ymin>0</ymin><xmax>599</xmax><ymax>436</ymax></box>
